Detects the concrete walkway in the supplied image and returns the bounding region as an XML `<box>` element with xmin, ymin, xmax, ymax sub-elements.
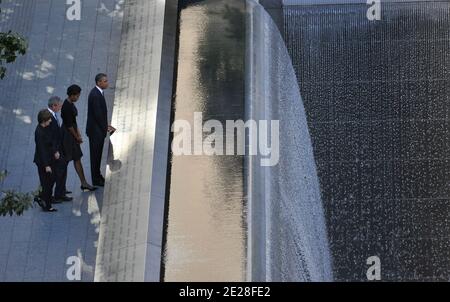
<box><xmin>0</xmin><ymin>0</ymin><xmax>124</xmax><ymax>281</ymax></box>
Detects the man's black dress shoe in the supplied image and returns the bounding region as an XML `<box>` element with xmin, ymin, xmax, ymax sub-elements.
<box><xmin>65</xmin><ymin>190</ymin><xmax>72</xmax><ymax>195</ymax></box>
<box><xmin>81</xmin><ymin>184</ymin><xmax>97</xmax><ymax>192</ymax></box>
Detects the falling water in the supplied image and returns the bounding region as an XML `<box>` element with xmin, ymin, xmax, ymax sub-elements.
<box><xmin>284</xmin><ymin>1</ymin><xmax>450</xmax><ymax>281</ymax></box>
<box><xmin>246</xmin><ymin>0</ymin><xmax>333</xmax><ymax>281</ymax></box>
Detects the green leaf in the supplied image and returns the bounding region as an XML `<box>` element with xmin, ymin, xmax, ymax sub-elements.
<box><xmin>0</xmin><ymin>1</ymin><xmax>28</xmax><ymax>80</ymax></box>
<box><xmin>0</xmin><ymin>173</ymin><xmax>35</xmax><ymax>217</ymax></box>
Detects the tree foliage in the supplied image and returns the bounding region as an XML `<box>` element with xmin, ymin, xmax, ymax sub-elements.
<box><xmin>0</xmin><ymin>2</ymin><xmax>33</xmax><ymax>217</ymax></box>
<box><xmin>0</xmin><ymin>0</ymin><xmax>28</xmax><ymax>79</ymax></box>
<box><xmin>0</xmin><ymin>170</ymin><xmax>36</xmax><ymax>217</ymax></box>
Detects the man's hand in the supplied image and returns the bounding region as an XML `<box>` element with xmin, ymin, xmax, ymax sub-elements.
<box><xmin>108</xmin><ymin>125</ymin><xmax>116</xmax><ymax>135</ymax></box>
<box><xmin>76</xmin><ymin>135</ymin><xmax>83</xmax><ymax>144</ymax></box>
<box><xmin>54</xmin><ymin>151</ymin><xmax>60</xmax><ymax>160</ymax></box>
<box><xmin>45</xmin><ymin>166</ymin><xmax>52</xmax><ymax>173</ymax></box>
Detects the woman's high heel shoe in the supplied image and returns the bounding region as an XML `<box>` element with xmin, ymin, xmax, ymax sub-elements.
<box><xmin>81</xmin><ymin>184</ymin><xmax>97</xmax><ymax>192</ymax></box>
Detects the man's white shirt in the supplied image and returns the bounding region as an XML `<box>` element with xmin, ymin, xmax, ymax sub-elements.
<box><xmin>96</xmin><ymin>85</ymin><xmax>104</xmax><ymax>96</ymax></box>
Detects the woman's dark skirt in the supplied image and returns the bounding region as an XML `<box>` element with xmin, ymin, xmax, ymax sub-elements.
<box><xmin>62</xmin><ymin>127</ymin><xmax>83</xmax><ymax>162</ymax></box>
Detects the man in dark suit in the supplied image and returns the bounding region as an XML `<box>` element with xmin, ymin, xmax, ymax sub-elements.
<box><xmin>86</xmin><ymin>73</ymin><xmax>115</xmax><ymax>187</ymax></box>
<box><xmin>47</xmin><ymin>96</ymin><xmax>72</xmax><ymax>202</ymax></box>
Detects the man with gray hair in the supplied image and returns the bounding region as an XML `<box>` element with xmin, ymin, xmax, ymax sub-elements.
<box><xmin>48</xmin><ymin>96</ymin><xmax>72</xmax><ymax>202</ymax></box>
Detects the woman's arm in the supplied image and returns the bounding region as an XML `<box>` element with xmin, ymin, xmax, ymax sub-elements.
<box><xmin>68</xmin><ymin>126</ymin><xmax>82</xmax><ymax>144</ymax></box>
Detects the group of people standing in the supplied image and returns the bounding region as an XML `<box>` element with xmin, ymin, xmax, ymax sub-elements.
<box><xmin>33</xmin><ymin>73</ymin><xmax>116</xmax><ymax>212</ymax></box>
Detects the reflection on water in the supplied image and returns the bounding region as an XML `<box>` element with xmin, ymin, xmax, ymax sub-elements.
<box><xmin>162</xmin><ymin>0</ymin><xmax>246</xmax><ymax>281</ymax></box>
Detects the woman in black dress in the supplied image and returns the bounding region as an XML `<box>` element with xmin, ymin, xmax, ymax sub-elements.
<box><xmin>61</xmin><ymin>85</ymin><xmax>96</xmax><ymax>191</ymax></box>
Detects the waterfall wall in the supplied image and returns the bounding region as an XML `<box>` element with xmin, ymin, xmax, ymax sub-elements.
<box><xmin>245</xmin><ymin>0</ymin><xmax>333</xmax><ymax>281</ymax></box>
